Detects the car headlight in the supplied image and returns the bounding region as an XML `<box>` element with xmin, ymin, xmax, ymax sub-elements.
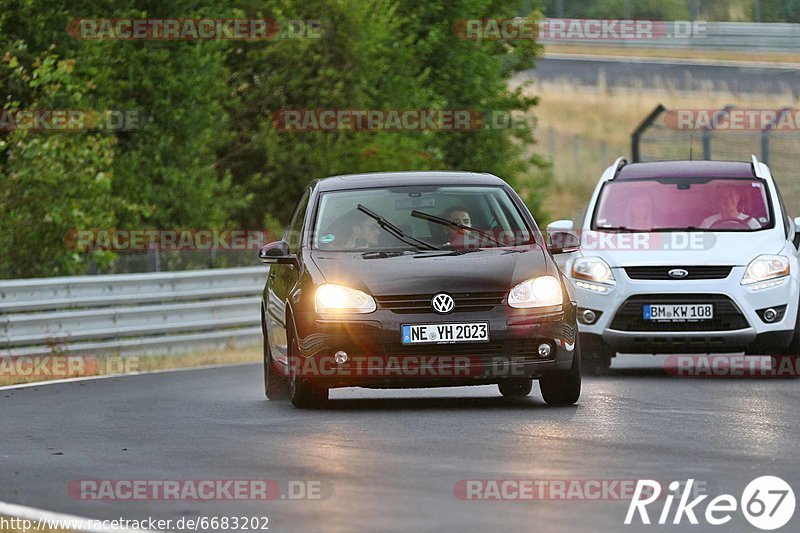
<box><xmin>572</xmin><ymin>256</ymin><xmax>615</xmax><ymax>284</ymax></box>
<box><xmin>741</xmin><ymin>255</ymin><xmax>789</xmax><ymax>286</ymax></box>
<box><xmin>508</xmin><ymin>275</ymin><xmax>563</xmax><ymax>308</ymax></box>
<box><xmin>315</xmin><ymin>284</ymin><xmax>376</xmax><ymax>313</ymax></box>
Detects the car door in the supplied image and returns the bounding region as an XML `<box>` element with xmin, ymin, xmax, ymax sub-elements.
<box><xmin>267</xmin><ymin>188</ymin><xmax>310</xmax><ymax>364</ymax></box>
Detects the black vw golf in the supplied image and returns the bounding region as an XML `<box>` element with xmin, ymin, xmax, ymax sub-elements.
<box><xmin>260</xmin><ymin>171</ymin><xmax>581</xmax><ymax>408</ymax></box>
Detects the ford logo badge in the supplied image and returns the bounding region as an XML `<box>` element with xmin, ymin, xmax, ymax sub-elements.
<box><xmin>668</xmin><ymin>268</ymin><xmax>689</xmax><ymax>279</ymax></box>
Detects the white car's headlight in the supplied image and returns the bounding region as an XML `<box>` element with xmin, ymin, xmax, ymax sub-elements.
<box><xmin>508</xmin><ymin>275</ymin><xmax>563</xmax><ymax>308</ymax></box>
<box><xmin>741</xmin><ymin>255</ymin><xmax>789</xmax><ymax>286</ymax></box>
<box><xmin>315</xmin><ymin>284</ymin><xmax>376</xmax><ymax>313</ymax></box>
<box><xmin>572</xmin><ymin>256</ymin><xmax>615</xmax><ymax>284</ymax></box>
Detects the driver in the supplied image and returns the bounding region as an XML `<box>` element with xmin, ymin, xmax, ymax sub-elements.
<box><xmin>699</xmin><ymin>187</ymin><xmax>761</xmax><ymax>229</ymax></box>
<box><xmin>444</xmin><ymin>206</ymin><xmax>472</xmax><ymax>243</ymax></box>
<box><xmin>344</xmin><ymin>216</ymin><xmax>381</xmax><ymax>249</ymax></box>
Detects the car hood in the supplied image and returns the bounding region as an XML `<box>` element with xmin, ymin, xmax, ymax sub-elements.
<box><xmin>578</xmin><ymin>230</ymin><xmax>786</xmax><ymax>267</ymax></box>
<box><xmin>310</xmin><ymin>246</ymin><xmax>551</xmax><ymax>296</ymax></box>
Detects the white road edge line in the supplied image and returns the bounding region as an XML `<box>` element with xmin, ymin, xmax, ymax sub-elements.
<box><xmin>0</xmin><ymin>499</ymin><xmax>164</xmax><ymax>533</ymax></box>
<box><xmin>542</xmin><ymin>51</ymin><xmax>800</xmax><ymax>70</ymax></box>
<box><xmin>0</xmin><ymin>361</ymin><xmax>258</xmax><ymax>392</ymax></box>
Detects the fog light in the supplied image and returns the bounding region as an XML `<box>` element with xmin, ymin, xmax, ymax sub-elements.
<box><xmin>334</xmin><ymin>350</ymin><xmax>348</xmax><ymax>364</ymax></box>
<box><xmin>581</xmin><ymin>309</ymin><xmax>597</xmax><ymax>324</ymax></box>
<box><xmin>538</xmin><ymin>343</ymin><xmax>552</xmax><ymax>358</ymax></box>
<box><xmin>763</xmin><ymin>308</ymin><xmax>778</xmax><ymax>322</ymax></box>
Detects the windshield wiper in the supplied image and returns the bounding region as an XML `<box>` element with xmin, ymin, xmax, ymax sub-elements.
<box><xmin>594</xmin><ymin>225</ymin><xmax>643</xmax><ymax>233</ymax></box>
<box><xmin>646</xmin><ymin>226</ymin><xmax>707</xmax><ymax>232</ymax></box>
<box><xmin>411</xmin><ymin>210</ymin><xmax>505</xmax><ymax>246</ymax></box>
<box><xmin>357</xmin><ymin>204</ymin><xmax>438</xmax><ymax>251</ymax></box>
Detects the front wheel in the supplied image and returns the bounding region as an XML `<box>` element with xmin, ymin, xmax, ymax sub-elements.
<box><xmin>580</xmin><ymin>333</ymin><xmax>613</xmax><ymax>376</ymax></box>
<box><xmin>771</xmin><ymin>355</ymin><xmax>800</xmax><ymax>378</ymax></box>
<box><xmin>288</xmin><ymin>337</ymin><xmax>329</xmax><ymax>408</ymax></box>
<box><xmin>498</xmin><ymin>378</ymin><xmax>533</xmax><ymax>398</ymax></box>
<box><xmin>539</xmin><ymin>341</ymin><xmax>582</xmax><ymax>406</ymax></box>
<box><xmin>263</xmin><ymin>310</ymin><xmax>289</xmax><ymax>400</ymax></box>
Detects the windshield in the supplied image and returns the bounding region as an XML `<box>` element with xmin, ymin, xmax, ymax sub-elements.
<box><xmin>313</xmin><ymin>185</ymin><xmax>534</xmax><ymax>251</ymax></box>
<box><xmin>592</xmin><ymin>178</ymin><xmax>773</xmax><ymax>232</ymax></box>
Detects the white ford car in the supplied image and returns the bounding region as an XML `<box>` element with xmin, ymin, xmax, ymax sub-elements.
<box><xmin>552</xmin><ymin>156</ymin><xmax>800</xmax><ymax>374</ymax></box>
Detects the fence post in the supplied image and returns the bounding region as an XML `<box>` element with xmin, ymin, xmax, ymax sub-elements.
<box><xmin>702</xmin><ymin>128</ymin><xmax>712</xmax><ymax>160</ymax></box>
<box><xmin>631</xmin><ymin>104</ymin><xmax>666</xmax><ymax>162</ymax></box>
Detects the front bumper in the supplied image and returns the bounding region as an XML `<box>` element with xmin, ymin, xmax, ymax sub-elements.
<box><xmin>573</xmin><ymin>266</ymin><xmax>799</xmax><ymax>354</ymax></box>
<box><xmin>290</xmin><ymin>302</ymin><xmax>578</xmax><ymax>388</ymax></box>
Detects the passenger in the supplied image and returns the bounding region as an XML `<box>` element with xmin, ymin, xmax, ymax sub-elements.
<box><xmin>627</xmin><ymin>192</ymin><xmax>654</xmax><ymax>230</ymax></box>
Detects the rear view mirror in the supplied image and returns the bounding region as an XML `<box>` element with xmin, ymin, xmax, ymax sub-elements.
<box><xmin>547</xmin><ymin>230</ymin><xmax>580</xmax><ymax>254</ymax></box>
<box><xmin>258</xmin><ymin>241</ymin><xmax>297</xmax><ymax>265</ymax></box>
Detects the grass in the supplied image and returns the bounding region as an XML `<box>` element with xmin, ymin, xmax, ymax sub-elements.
<box><xmin>544</xmin><ymin>43</ymin><xmax>800</xmax><ymax>65</ymax></box>
<box><xmin>521</xmin><ymin>80</ymin><xmax>800</xmax><ymax>222</ymax></box>
<box><xmin>0</xmin><ymin>346</ymin><xmax>261</xmax><ymax>387</ymax></box>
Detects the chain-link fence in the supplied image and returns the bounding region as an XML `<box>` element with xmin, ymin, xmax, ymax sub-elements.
<box><xmin>633</xmin><ymin>104</ymin><xmax>800</xmax><ymax>211</ymax></box>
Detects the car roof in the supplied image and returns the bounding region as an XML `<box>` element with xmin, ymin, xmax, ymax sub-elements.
<box><xmin>315</xmin><ymin>171</ymin><xmax>507</xmax><ymax>191</ymax></box>
<box><xmin>616</xmin><ymin>161</ymin><xmax>757</xmax><ymax>180</ymax></box>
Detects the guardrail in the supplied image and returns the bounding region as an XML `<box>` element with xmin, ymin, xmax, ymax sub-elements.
<box><xmin>0</xmin><ymin>267</ymin><xmax>266</xmax><ymax>357</ymax></box>
<box><xmin>539</xmin><ymin>21</ymin><xmax>800</xmax><ymax>53</ymax></box>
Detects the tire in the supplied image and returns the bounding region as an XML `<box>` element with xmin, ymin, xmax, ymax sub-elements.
<box><xmin>780</xmin><ymin>302</ymin><xmax>800</xmax><ymax>356</ymax></box>
<box><xmin>288</xmin><ymin>336</ymin><xmax>329</xmax><ymax>409</ymax></box>
<box><xmin>579</xmin><ymin>333</ymin><xmax>613</xmax><ymax>376</ymax></box>
<box><xmin>262</xmin><ymin>308</ymin><xmax>289</xmax><ymax>401</ymax></box>
<box><xmin>539</xmin><ymin>339</ymin><xmax>582</xmax><ymax>406</ymax></box>
<box><xmin>771</xmin><ymin>355</ymin><xmax>800</xmax><ymax>378</ymax></box>
<box><xmin>498</xmin><ymin>378</ymin><xmax>533</xmax><ymax>398</ymax></box>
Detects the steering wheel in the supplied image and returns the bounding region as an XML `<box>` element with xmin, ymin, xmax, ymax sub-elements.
<box><xmin>709</xmin><ymin>217</ymin><xmax>750</xmax><ymax>230</ymax></box>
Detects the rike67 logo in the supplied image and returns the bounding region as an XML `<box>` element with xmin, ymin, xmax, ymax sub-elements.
<box><xmin>626</xmin><ymin>477</ymin><xmax>795</xmax><ymax>530</ymax></box>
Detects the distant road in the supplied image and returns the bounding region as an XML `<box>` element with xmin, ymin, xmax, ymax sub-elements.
<box><xmin>529</xmin><ymin>54</ymin><xmax>800</xmax><ymax>96</ymax></box>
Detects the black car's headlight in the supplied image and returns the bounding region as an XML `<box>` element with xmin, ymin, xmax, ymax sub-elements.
<box><xmin>508</xmin><ymin>275</ymin><xmax>563</xmax><ymax>308</ymax></box>
<box><xmin>315</xmin><ymin>283</ymin><xmax>377</xmax><ymax>313</ymax></box>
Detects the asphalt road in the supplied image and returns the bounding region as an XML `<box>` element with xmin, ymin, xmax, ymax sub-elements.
<box><xmin>1</xmin><ymin>358</ymin><xmax>798</xmax><ymax>533</ymax></box>
<box><xmin>529</xmin><ymin>56</ymin><xmax>800</xmax><ymax>96</ymax></box>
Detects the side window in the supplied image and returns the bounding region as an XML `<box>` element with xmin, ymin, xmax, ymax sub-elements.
<box><xmin>286</xmin><ymin>189</ymin><xmax>310</xmax><ymax>253</ymax></box>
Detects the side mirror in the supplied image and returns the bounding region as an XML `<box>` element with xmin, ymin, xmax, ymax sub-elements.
<box><xmin>259</xmin><ymin>241</ymin><xmax>297</xmax><ymax>265</ymax></box>
<box><xmin>547</xmin><ymin>219</ymin><xmax>574</xmax><ymax>233</ymax></box>
<box><xmin>794</xmin><ymin>216</ymin><xmax>800</xmax><ymax>229</ymax></box>
<box><xmin>548</xmin><ymin>230</ymin><xmax>580</xmax><ymax>254</ymax></box>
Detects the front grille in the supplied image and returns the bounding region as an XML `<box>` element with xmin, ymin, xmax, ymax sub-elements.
<box><xmin>609</xmin><ymin>294</ymin><xmax>749</xmax><ymax>332</ymax></box>
<box><xmin>375</xmin><ymin>292</ymin><xmax>505</xmax><ymax>313</ymax></box>
<box><xmin>382</xmin><ymin>341</ymin><xmax>505</xmax><ymax>357</ymax></box>
<box><xmin>380</xmin><ymin>340</ymin><xmax>554</xmax><ymax>362</ymax></box>
<box><xmin>624</xmin><ymin>266</ymin><xmax>733</xmax><ymax>280</ymax></box>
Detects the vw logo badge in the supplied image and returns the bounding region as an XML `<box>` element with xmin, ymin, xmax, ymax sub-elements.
<box><xmin>668</xmin><ymin>268</ymin><xmax>689</xmax><ymax>279</ymax></box>
<box><xmin>432</xmin><ymin>293</ymin><xmax>455</xmax><ymax>314</ymax></box>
